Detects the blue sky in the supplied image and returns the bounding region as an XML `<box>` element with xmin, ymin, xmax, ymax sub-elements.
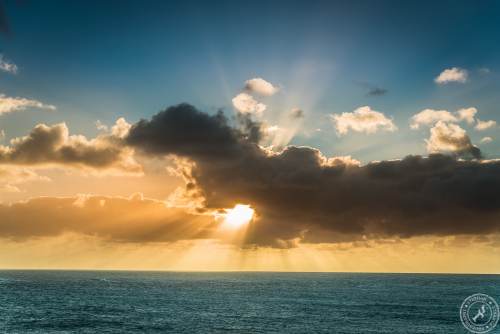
<box><xmin>1</xmin><ymin>0</ymin><xmax>500</xmax><ymax>162</ymax></box>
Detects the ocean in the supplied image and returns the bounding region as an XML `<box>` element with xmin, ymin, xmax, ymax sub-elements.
<box><xmin>0</xmin><ymin>271</ymin><xmax>498</xmax><ymax>333</ymax></box>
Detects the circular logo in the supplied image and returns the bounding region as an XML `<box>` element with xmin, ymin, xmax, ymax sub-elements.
<box><xmin>460</xmin><ymin>293</ymin><xmax>499</xmax><ymax>333</ymax></box>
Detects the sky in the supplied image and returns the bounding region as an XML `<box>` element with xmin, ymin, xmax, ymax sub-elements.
<box><xmin>0</xmin><ymin>0</ymin><xmax>499</xmax><ymax>272</ymax></box>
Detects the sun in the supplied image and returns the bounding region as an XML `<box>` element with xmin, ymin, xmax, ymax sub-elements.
<box><xmin>223</xmin><ymin>204</ymin><xmax>255</xmax><ymax>228</ymax></box>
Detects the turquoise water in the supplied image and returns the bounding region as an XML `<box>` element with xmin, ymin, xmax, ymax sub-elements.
<box><xmin>0</xmin><ymin>271</ymin><xmax>499</xmax><ymax>333</ymax></box>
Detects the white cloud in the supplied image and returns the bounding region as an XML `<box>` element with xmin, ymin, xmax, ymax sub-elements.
<box><xmin>232</xmin><ymin>92</ymin><xmax>266</xmax><ymax>116</ymax></box>
<box><xmin>426</xmin><ymin>121</ymin><xmax>479</xmax><ymax>158</ymax></box>
<box><xmin>111</xmin><ymin>117</ymin><xmax>132</xmax><ymax>138</ymax></box>
<box><xmin>475</xmin><ymin>119</ymin><xmax>496</xmax><ymax>131</ymax></box>
<box><xmin>434</xmin><ymin>67</ymin><xmax>468</xmax><ymax>84</ymax></box>
<box><xmin>331</xmin><ymin>106</ymin><xmax>397</xmax><ymax>135</ymax></box>
<box><xmin>244</xmin><ymin>78</ymin><xmax>279</xmax><ymax>96</ymax></box>
<box><xmin>95</xmin><ymin>120</ymin><xmax>109</xmax><ymax>132</ymax></box>
<box><xmin>410</xmin><ymin>109</ymin><xmax>458</xmax><ymax>129</ymax></box>
<box><xmin>0</xmin><ymin>55</ymin><xmax>18</xmax><ymax>75</ymax></box>
<box><xmin>480</xmin><ymin>137</ymin><xmax>493</xmax><ymax>144</ymax></box>
<box><xmin>0</xmin><ymin>94</ymin><xmax>56</xmax><ymax>115</ymax></box>
<box><xmin>410</xmin><ymin>107</ymin><xmax>482</xmax><ymax>129</ymax></box>
<box><xmin>457</xmin><ymin>107</ymin><xmax>477</xmax><ymax>124</ymax></box>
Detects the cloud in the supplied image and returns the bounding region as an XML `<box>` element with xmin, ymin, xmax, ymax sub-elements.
<box><xmin>126</xmin><ymin>104</ymin><xmax>500</xmax><ymax>248</ymax></box>
<box><xmin>367</xmin><ymin>87</ymin><xmax>388</xmax><ymax>96</ymax></box>
<box><xmin>475</xmin><ymin>119</ymin><xmax>496</xmax><ymax>131</ymax></box>
<box><xmin>0</xmin><ymin>55</ymin><xmax>17</xmax><ymax>74</ymax></box>
<box><xmin>0</xmin><ymin>166</ymin><xmax>50</xmax><ymax>193</ymax></box>
<box><xmin>232</xmin><ymin>93</ymin><xmax>266</xmax><ymax>116</ymax></box>
<box><xmin>0</xmin><ymin>194</ymin><xmax>213</xmax><ymax>242</ymax></box>
<box><xmin>357</xmin><ymin>82</ymin><xmax>388</xmax><ymax>97</ymax></box>
<box><xmin>410</xmin><ymin>109</ymin><xmax>458</xmax><ymax>129</ymax></box>
<box><xmin>480</xmin><ymin>137</ymin><xmax>493</xmax><ymax>144</ymax></box>
<box><xmin>0</xmin><ymin>94</ymin><xmax>56</xmax><ymax>115</ymax></box>
<box><xmin>0</xmin><ymin>120</ymin><xmax>141</xmax><ymax>174</ymax></box>
<box><xmin>457</xmin><ymin>107</ymin><xmax>478</xmax><ymax>124</ymax></box>
<box><xmin>479</xmin><ymin>68</ymin><xmax>491</xmax><ymax>74</ymax></box>
<box><xmin>289</xmin><ymin>108</ymin><xmax>304</xmax><ymax>119</ymax></box>
<box><xmin>244</xmin><ymin>78</ymin><xmax>279</xmax><ymax>96</ymax></box>
<box><xmin>410</xmin><ymin>107</ymin><xmax>480</xmax><ymax>129</ymax></box>
<box><xmin>426</xmin><ymin>121</ymin><xmax>481</xmax><ymax>159</ymax></box>
<box><xmin>435</xmin><ymin>67</ymin><xmax>468</xmax><ymax>84</ymax></box>
<box><xmin>330</xmin><ymin>106</ymin><xmax>397</xmax><ymax>135</ymax></box>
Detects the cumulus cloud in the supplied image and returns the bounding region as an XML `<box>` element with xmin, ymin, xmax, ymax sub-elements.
<box><xmin>426</xmin><ymin>121</ymin><xmax>480</xmax><ymax>159</ymax></box>
<box><xmin>330</xmin><ymin>106</ymin><xmax>397</xmax><ymax>135</ymax></box>
<box><xmin>410</xmin><ymin>109</ymin><xmax>458</xmax><ymax>129</ymax></box>
<box><xmin>480</xmin><ymin>137</ymin><xmax>493</xmax><ymax>144</ymax></box>
<box><xmin>244</xmin><ymin>78</ymin><xmax>279</xmax><ymax>96</ymax></box>
<box><xmin>0</xmin><ymin>194</ymin><xmax>213</xmax><ymax>242</ymax></box>
<box><xmin>126</xmin><ymin>104</ymin><xmax>500</xmax><ymax>248</ymax></box>
<box><xmin>410</xmin><ymin>107</ymin><xmax>480</xmax><ymax>129</ymax></box>
<box><xmin>475</xmin><ymin>119</ymin><xmax>496</xmax><ymax>131</ymax></box>
<box><xmin>0</xmin><ymin>94</ymin><xmax>56</xmax><ymax>115</ymax></box>
<box><xmin>435</xmin><ymin>67</ymin><xmax>468</xmax><ymax>84</ymax></box>
<box><xmin>0</xmin><ymin>54</ymin><xmax>17</xmax><ymax>74</ymax></box>
<box><xmin>232</xmin><ymin>93</ymin><xmax>266</xmax><ymax>116</ymax></box>
<box><xmin>0</xmin><ymin>120</ymin><xmax>141</xmax><ymax>174</ymax></box>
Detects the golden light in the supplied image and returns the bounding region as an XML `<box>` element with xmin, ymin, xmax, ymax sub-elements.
<box><xmin>223</xmin><ymin>204</ymin><xmax>254</xmax><ymax>228</ymax></box>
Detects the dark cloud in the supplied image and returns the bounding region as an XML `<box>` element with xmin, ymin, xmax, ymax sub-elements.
<box><xmin>357</xmin><ymin>82</ymin><xmax>388</xmax><ymax>97</ymax></box>
<box><xmin>367</xmin><ymin>87</ymin><xmax>388</xmax><ymax>96</ymax></box>
<box><xmin>0</xmin><ymin>122</ymin><xmax>141</xmax><ymax>174</ymax></box>
<box><xmin>289</xmin><ymin>108</ymin><xmax>304</xmax><ymax>119</ymax></box>
<box><xmin>127</xmin><ymin>104</ymin><xmax>255</xmax><ymax>159</ymax></box>
<box><xmin>127</xmin><ymin>104</ymin><xmax>500</xmax><ymax>247</ymax></box>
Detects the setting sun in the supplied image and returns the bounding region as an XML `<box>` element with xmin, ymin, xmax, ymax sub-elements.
<box><xmin>223</xmin><ymin>204</ymin><xmax>255</xmax><ymax>228</ymax></box>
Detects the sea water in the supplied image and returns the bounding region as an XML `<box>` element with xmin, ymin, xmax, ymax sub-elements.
<box><xmin>0</xmin><ymin>271</ymin><xmax>498</xmax><ymax>333</ymax></box>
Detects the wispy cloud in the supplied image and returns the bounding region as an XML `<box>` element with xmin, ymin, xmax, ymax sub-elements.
<box><xmin>480</xmin><ymin>136</ymin><xmax>493</xmax><ymax>144</ymax></box>
<box><xmin>0</xmin><ymin>94</ymin><xmax>56</xmax><ymax>115</ymax></box>
<box><xmin>0</xmin><ymin>54</ymin><xmax>18</xmax><ymax>74</ymax></box>
<box><xmin>475</xmin><ymin>119</ymin><xmax>496</xmax><ymax>131</ymax></box>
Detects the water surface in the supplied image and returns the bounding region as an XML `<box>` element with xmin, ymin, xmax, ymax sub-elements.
<box><xmin>0</xmin><ymin>271</ymin><xmax>498</xmax><ymax>333</ymax></box>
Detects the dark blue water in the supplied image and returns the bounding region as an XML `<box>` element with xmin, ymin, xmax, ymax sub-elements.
<box><xmin>0</xmin><ymin>271</ymin><xmax>498</xmax><ymax>333</ymax></box>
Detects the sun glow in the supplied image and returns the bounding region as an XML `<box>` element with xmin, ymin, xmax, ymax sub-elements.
<box><xmin>223</xmin><ymin>204</ymin><xmax>255</xmax><ymax>228</ymax></box>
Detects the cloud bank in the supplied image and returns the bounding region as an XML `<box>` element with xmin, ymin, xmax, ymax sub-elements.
<box><xmin>124</xmin><ymin>104</ymin><xmax>500</xmax><ymax>247</ymax></box>
<box><xmin>0</xmin><ymin>194</ymin><xmax>213</xmax><ymax>242</ymax></box>
<box><xmin>2</xmin><ymin>103</ymin><xmax>499</xmax><ymax>248</ymax></box>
